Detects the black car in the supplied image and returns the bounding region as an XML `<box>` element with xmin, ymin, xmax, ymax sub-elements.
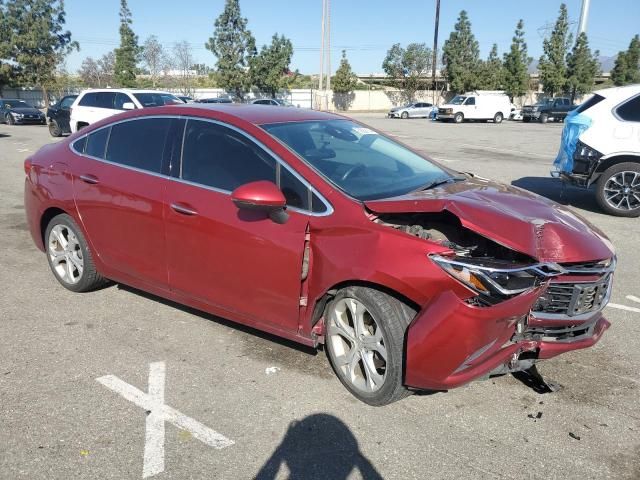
<box><xmin>46</xmin><ymin>95</ymin><xmax>78</xmax><ymax>137</ymax></box>
<box><xmin>0</xmin><ymin>99</ymin><xmax>46</xmax><ymax>125</ymax></box>
<box><xmin>522</xmin><ymin>97</ymin><xmax>574</xmax><ymax>123</ymax></box>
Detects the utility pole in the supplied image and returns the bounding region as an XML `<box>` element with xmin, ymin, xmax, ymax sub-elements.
<box><xmin>431</xmin><ymin>0</ymin><xmax>441</xmax><ymax>106</ymax></box>
<box><xmin>326</xmin><ymin>0</ymin><xmax>331</xmax><ymax>93</ymax></box>
<box><xmin>319</xmin><ymin>0</ymin><xmax>326</xmax><ymax>94</ymax></box>
<box><xmin>577</xmin><ymin>0</ymin><xmax>591</xmax><ymax>35</ymax></box>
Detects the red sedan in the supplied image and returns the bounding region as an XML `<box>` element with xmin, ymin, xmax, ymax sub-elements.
<box><xmin>24</xmin><ymin>104</ymin><xmax>615</xmax><ymax>405</ymax></box>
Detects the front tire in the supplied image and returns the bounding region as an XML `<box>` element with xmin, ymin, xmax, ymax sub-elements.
<box><xmin>539</xmin><ymin>113</ymin><xmax>549</xmax><ymax>124</ymax></box>
<box><xmin>454</xmin><ymin>112</ymin><xmax>464</xmax><ymax>124</ymax></box>
<box><xmin>325</xmin><ymin>286</ymin><xmax>416</xmax><ymax>406</ymax></box>
<box><xmin>401</xmin><ymin>111</ymin><xmax>409</xmax><ymax>119</ymax></box>
<box><xmin>595</xmin><ymin>163</ymin><xmax>640</xmax><ymax>217</ymax></box>
<box><xmin>45</xmin><ymin>214</ymin><xmax>107</xmax><ymax>292</ymax></box>
<box><xmin>48</xmin><ymin>120</ymin><xmax>62</xmax><ymax>137</ymax></box>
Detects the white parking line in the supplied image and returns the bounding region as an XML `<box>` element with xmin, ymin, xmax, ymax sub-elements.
<box><xmin>626</xmin><ymin>295</ymin><xmax>640</xmax><ymax>304</ymax></box>
<box><xmin>97</xmin><ymin>362</ymin><xmax>234</xmax><ymax>478</ymax></box>
<box><xmin>607</xmin><ymin>303</ymin><xmax>640</xmax><ymax>313</ymax></box>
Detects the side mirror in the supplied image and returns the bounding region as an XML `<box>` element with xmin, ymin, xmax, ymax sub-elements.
<box><xmin>122</xmin><ymin>102</ymin><xmax>135</xmax><ymax>110</ymax></box>
<box><xmin>231</xmin><ymin>181</ymin><xmax>288</xmax><ymax>224</ymax></box>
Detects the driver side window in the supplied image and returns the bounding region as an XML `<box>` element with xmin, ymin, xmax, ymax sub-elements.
<box><xmin>465</xmin><ymin>97</ymin><xmax>476</xmax><ymax>106</ymax></box>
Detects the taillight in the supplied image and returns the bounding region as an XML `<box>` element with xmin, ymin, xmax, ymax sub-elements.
<box><xmin>24</xmin><ymin>158</ymin><xmax>33</xmax><ymax>175</ymax></box>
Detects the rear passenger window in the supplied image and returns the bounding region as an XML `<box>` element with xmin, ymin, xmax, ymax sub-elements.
<box><xmin>85</xmin><ymin>128</ymin><xmax>109</xmax><ymax>158</ymax></box>
<box><xmin>72</xmin><ymin>136</ymin><xmax>87</xmax><ymax>153</ymax></box>
<box><xmin>616</xmin><ymin>95</ymin><xmax>640</xmax><ymax>122</ymax></box>
<box><xmin>95</xmin><ymin>92</ymin><xmax>116</xmax><ymax>109</ymax></box>
<box><xmin>105</xmin><ymin>118</ymin><xmax>171</xmax><ymax>173</ymax></box>
<box><xmin>181</xmin><ymin>120</ymin><xmax>276</xmax><ymax>191</ymax></box>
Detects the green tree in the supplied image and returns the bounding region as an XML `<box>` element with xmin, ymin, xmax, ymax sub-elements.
<box><xmin>538</xmin><ymin>3</ymin><xmax>573</xmax><ymax>96</ymax></box>
<box><xmin>205</xmin><ymin>0</ymin><xmax>256</xmax><ymax>100</ymax></box>
<box><xmin>382</xmin><ymin>43</ymin><xmax>431</xmax><ymax>101</ymax></box>
<box><xmin>113</xmin><ymin>0</ymin><xmax>140</xmax><ymax>87</ymax></box>
<box><xmin>566</xmin><ymin>32</ymin><xmax>600</xmax><ymax>101</ymax></box>
<box><xmin>503</xmin><ymin>19</ymin><xmax>531</xmax><ymax>101</ymax></box>
<box><xmin>442</xmin><ymin>10</ymin><xmax>480</xmax><ymax>93</ymax></box>
<box><xmin>3</xmin><ymin>0</ymin><xmax>78</xmax><ymax>102</ymax></box>
<box><xmin>477</xmin><ymin>44</ymin><xmax>503</xmax><ymax>90</ymax></box>
<box><xmin>249</xmin><ymin>33</ymin><xmax>293</xmax><ymax>98</ymax></box>
<box><xmin>611</xmin><ymin>35</ymin><xmax>640</xmax><ymax>86</ymax></box>
<box><xmin>332</xmin><ymin>50</ymin><xmax>358</xmax><ymax>93</ymax></box>
<box><xmin>0</xmin><ymin>1</ymin><xmax>15</xmax><ymax>90</ymax></box>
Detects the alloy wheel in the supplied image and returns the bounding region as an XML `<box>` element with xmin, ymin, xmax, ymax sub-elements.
<box><xmin>603</xmin><ymin>171</ymin><xmax>640</xmax><ymax>212</ymax></box>
<box><xmin>48</xmin><ymin>224</ymin><xmax>84</xmax><ymax>284</ymax></box>
<box><xmin>327</xmin><ymin>298</ymin><xmax>388</xmax><ymax>393</ymax></box>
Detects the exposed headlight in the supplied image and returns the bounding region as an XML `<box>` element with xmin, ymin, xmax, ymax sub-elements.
<box><xmin>573</xmin><ymin>140</ymin><xmax>602</xmax><ymax>163</ymax></box>
<box><xmin>431</xmin><ymin>255</ymin><xmax>563</xmax><ymax>304</ymax></box>
<box><xmin>13</xmin><ymin>113</ymin><xmax>24</xmax><ymax>118</ymax></box>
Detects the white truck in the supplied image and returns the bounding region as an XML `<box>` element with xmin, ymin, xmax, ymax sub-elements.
<box><xmin>437</xmin><ymin>91</ymin><xmax>511</xmax><ymax>124</ymax></box>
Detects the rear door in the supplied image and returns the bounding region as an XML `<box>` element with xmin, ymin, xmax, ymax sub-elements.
<box><xmin>57</xmin><ymin>96</ymin><xmax>76</xmax><ymax>131</ymax></box>
<box><xmin>164</xmin><ymin>118</ymin><xmax>316</xmax><ymax>332</ymax></box>
<box><xmin>71</xmin><ymin>117</ymin><xmax>176</xmax><ymax>288</ymax></box>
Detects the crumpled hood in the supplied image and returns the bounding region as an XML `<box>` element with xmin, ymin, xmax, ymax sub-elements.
<box><xmin>365</xmin><ymin>177</ymin><xmax>614</xmax><ymax>263</ymax></box>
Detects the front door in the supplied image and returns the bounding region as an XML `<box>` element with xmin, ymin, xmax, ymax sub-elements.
<box><xmin>164</xmin><ymin>119</ymin><xmax>309</xmax><ymax>332</ymax></box>
<box><xmin>71</xmin><ymin>117</ymin><xmax>174</xmax><ymax>288</ymax></box>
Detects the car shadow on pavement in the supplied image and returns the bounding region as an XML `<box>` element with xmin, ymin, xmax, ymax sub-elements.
<box><xmin>254</xmin><ymin>413</ymin><xmax>383</xmax><ymax>480</ymax></box>
<box><xmin>511</xmin><ymin>177</ymin><xmax>603</xmax><ymax>214</ymax></box>
<box><xmin>115</xmin><ymin>284</ymin><xmax>319</xmax><ymax>357</ymax></box>
<box><xmin>0</xmin><ymin>133</ymin><xmax>10</xmax><ymax>138</ymax></box>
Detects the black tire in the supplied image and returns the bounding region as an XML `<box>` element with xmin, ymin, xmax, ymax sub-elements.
<box><xmin>44</xmin><ymin>213</ymin><xmax>108</xmax><ymax>292</ymax></box>
<box><xmin>401</xmin><ymin>111</ymin><xmax>409</xmax><ymax>119</ymax></box>
<box><xmin>493</xmin><ymin>112</ymin><xmax>503</xmax><ymax>123</ymax></box>
<box><xmin>539</xmin><ymin>113</ymin><xmax>549</xmax><ymax>124</ymax></box>
<box><xmin>454</xmin><ymin>112</ymin><xmax>463</xmax><ymax>124</ymax></box>
<box><xmin>523</xmin><ymin>117</ymin><xmax>531</xmax><ymax>123</ymax></box>
<box><xmin>48</xmin><ymin>120</ymin><xmax>62</xmax><ymax>137</ymax></box>
<box><xmin>6</xmin><ymin>113</ymin><xmax>15</xmax><ymax>125</ymax></box>
<box><xmin>325</xmin><ymin>286</ymin><xmax>417</xmax><ymax>406</ymax></box>
<box><xmin>595</xmin><ymin>162</ymin><xmax>640</xmax><ymax>217</ymax></box>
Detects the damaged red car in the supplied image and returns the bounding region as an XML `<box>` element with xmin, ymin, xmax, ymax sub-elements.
<box><xmin>24</xmin><ymin>105</ymin><xmax>616</xmax><ymax>405</ymax></box>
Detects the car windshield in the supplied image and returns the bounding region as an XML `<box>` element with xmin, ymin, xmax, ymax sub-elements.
<box><xmin>263</xmin><ymin>119</ymin><xmax>452</xmax><ymax>201</ymax></box>
<box><xmin>536</xmin><ymin>98</ymin><xmax>554</xmax><ymax>106</ymax></box>
<box><xmin>134</xmin><ymin>93</ymin><xmax>182</xmax><ymax>107</ymax></box>
<box><xmin>449</xmin><ymin>96</ymin><xmax>466</xmax><ymax>105</ymax></box>
<box><xmin>5</xmin><ymin>100</ymin><xmax>32</xmax><ymax>109</ymax></box>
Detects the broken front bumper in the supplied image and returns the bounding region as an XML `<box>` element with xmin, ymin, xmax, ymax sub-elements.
<box><xmin>404</xmin><ymin>288</ymin><xmax>610</xmax><ymax>391</ymax></box>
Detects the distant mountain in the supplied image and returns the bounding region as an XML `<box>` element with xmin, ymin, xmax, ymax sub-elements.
<box><xmin>528</xmin><ymin>54</ymin><xmax>617</xmax><ymax>74</ymax></box>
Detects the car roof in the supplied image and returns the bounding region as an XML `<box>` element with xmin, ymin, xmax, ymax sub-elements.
<box><xmin>78</xmin><ymin>89</ymin><xmax>177</xmax><ymax>95</ymax></box>
<box><xmin>168</xmin><ymin>103</ymin><xmax>343</xmax><ymax>125</ymax></box>
<box><xmin>593</xmin><ymin>83</ymin><xmax>640</xmax><ymax>101</ymax></box>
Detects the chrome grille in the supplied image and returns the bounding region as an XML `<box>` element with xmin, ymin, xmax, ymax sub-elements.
<box><xmin>533</xmin><ymin>275</ymin><xmax>611</xmax><ymax>317</ymax></box>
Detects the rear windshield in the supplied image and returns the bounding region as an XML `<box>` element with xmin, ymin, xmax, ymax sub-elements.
<box><xmin>575</xmin><ymin>94</ymin><xmax>604</xmax><ymax>114</ymax></box>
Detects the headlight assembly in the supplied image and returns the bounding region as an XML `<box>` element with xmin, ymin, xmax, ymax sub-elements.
<box><xmin>430</xmin><ymin>254</ymin><xmax>564</xmax><ymax>304</ymax></box>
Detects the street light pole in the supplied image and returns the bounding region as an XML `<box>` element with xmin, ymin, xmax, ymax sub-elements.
<box><xmin>577</xmin><ymin>0</ymin><xmax>591</xmax><ymax>35</ymax></box>
<box><xmin>319</xmin><ymin>0</ymin><xmax>326</xmax><ymax>95</ymax></box>
<box><xmin>431</xmin><ymin>0</ymin><xmax>441</xmax><ymax>106</ymax></box>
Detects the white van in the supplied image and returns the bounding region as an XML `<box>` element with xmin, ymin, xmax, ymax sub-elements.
<box><xmin>437</xmin><ymin>91</ymin><xmax>511</xmax><ymax>124</ymax></box>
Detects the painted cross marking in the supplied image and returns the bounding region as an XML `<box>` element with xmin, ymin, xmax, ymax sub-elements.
<box><xmin>97</xmin><ymin>362</ymin><xmax>234</xmax><ymax>478</ymax></box>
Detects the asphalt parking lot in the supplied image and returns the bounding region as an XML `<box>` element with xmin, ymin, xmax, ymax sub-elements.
<box><xmin>1</xmin><ymin>116</ymin><xmax>639</xmax><ymax>480</ymax></box>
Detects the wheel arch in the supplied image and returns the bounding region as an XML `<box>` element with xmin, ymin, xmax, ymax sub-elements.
<box><xmin>40</xmin><ymin>207</ymin><xmax>68</xmax><ymax>247</ymax></box>
<box><xmin>590</xmin><ymin>154</ymin><xmax>640</xmax><ymax>184</ymax></box>
<box><xmin>309</xmin><ymin>279</ymin><xmax>421</xmax><ymax>340</ymax></box>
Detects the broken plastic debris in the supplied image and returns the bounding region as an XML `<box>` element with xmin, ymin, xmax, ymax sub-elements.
<box><xmin>569</xmin><ymin>432</ymin><xmax>581</xmax><ymax>441</ymax></box>
<box><xmin>265</xmin><ymin>366</ymin><xmax>280</xmax><ymax>375</ymax></box>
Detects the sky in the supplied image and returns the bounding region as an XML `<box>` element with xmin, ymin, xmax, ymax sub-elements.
<box><xmin>62</xmin><ymin>0</ymin><xmax>640</xmax><ymax>74</ymax></box>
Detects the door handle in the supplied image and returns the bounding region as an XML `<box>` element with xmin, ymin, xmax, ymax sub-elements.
<box><xmin>170</xmin><ymin>203</ymin><xmax>198</xmax><ymax>216</ymax></box>
<box><xmin>79</xmin><ymin>174</ymin><xmax>99</xmax><ymax>184</ymax></box>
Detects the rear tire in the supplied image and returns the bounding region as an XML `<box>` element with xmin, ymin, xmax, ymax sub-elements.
<box><xmin>493</xmin><ymin>112</ymin><xmax>503</xmax><ymax>123</ymax></box>
<box><xmin>454</xmin><ymin>112</ymin><xmax>464</xmax><ymax>124</ymax></box>
<box><xmin>6</xmin><ymin>113</ymin><xmax>15</xmax><ymax>125</ymax></box>
<box><xmin>48</xmin><ymin>120</ymin><xmax>62</xmax><ymax>137</ymax></box>
<box><xmin>325</xmin><ymin>286</ymin><xmax>416</xmax><ymax>406</ymax></box>
<box><xmin>45</xmin><ymin>214</ymin><xmax>108</xmax><ymax>292</ymax></box>
<box><xmin>595</xmin><ymin>163</ymin><xmax>640</xmax><ymax>217</ymax></box>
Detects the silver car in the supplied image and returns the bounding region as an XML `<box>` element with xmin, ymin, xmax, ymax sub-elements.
<box><xmin>388</xmin><ymin>102</ymin><xmax>433</xmax><ymax>119</ymax></box>
<box><xmin>251</xmin><ymin>98</ymin><xmax>295</xmax><ymax>107</ymax></box>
